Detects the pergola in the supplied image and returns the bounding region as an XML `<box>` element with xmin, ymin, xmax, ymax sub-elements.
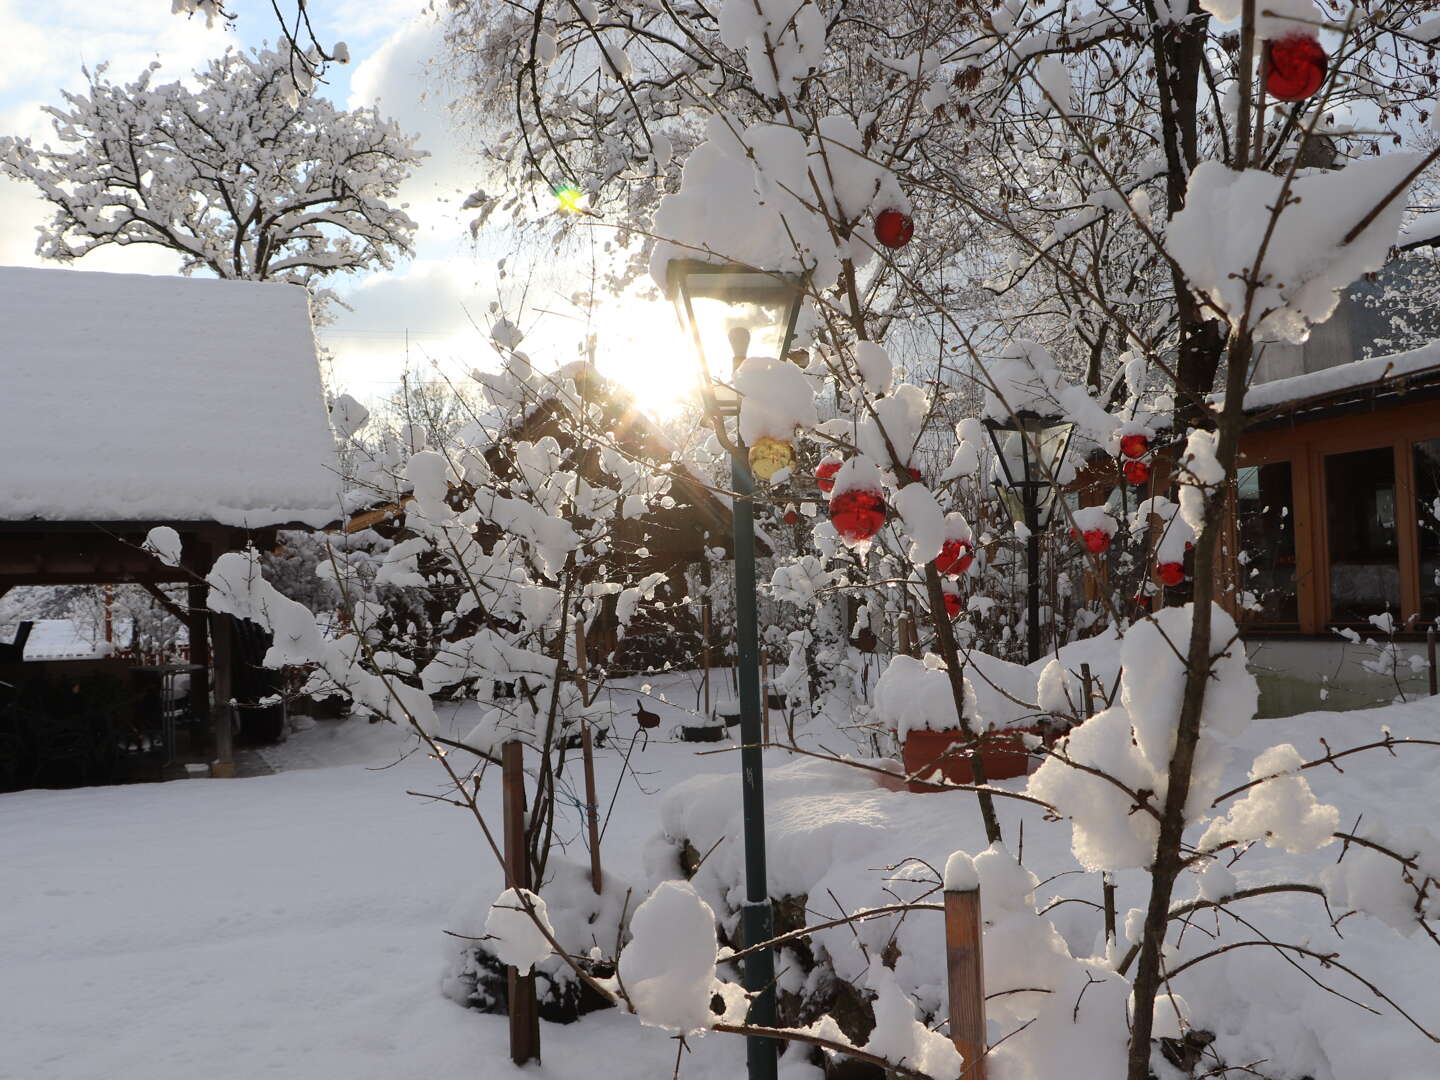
<box><xmin>0</xmin><ymin>266</ymin><xmax>340</xmax><ymax>782</ymax></box>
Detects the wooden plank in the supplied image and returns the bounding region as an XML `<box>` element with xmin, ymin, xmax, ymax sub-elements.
<box><xmin>945</xmin><ymin>886</ymin><xmax>987</xmax><ymax>1080</ymax></box>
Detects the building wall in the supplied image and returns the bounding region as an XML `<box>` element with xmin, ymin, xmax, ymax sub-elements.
<box><xmin>1246</xmin><ymin>637</ymin><xmax>1432</xmax><ymax>717</ymax></box>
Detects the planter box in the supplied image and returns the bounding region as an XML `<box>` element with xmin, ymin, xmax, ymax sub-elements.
<box><xmin>680</xmin><ymin>723</ymin><xmax>726</xmax><ymax>743</ymax></box>
<box><xmin>900</xmin><ymin>726</ymin><xmax>1042</xmax><ymax>793</ymax></box>
<box><xmin>714</xmin><ymin>701</ymin><xmax>742</xmax><ymax>727</ymax></box>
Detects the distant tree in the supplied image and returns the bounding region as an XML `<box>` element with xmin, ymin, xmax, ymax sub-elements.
<box><xmin>0</xmin><ymin>46</ymin><xmax>423</xmax><ymax>308</ymax></box>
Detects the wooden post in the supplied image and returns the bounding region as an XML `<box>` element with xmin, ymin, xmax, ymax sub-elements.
<box><xmin>761</xmin><ymin>655</ymin><xmax>771</xmax><ymax>745</ymax></box>
<box><xmin>945</xmin><ymin>885</ymin><xmax>987</xmax><ymax>1080</ymax></box>
<box><xmin>1428</xmin><ymin>629</ymin><xmax>1437</xmax><ymax>697</ymax></box>
<box><xmin>502</xmin><ymin>740</ymin><xmax>541</xmax><ymax>1065</ymax></box>
<box><xmin>209</xmin><ymin>613</ymin><xmax>235</xmax><ymax>778</ymax></box>
<box><xmin>898</xmin><ymin>613</ymin><xmax>914</xmax><ymax>658</ymax></box>
<box><xmin>186</xmin><ymin>579</ymin><xmax>211</xmax><ymax>722</ymax></box>
<box><xmin>702</xmin><ymin>598</ymin><xmax>712</xmax><ymax>717</ymax></box>
<box><xmin>581</xmin><ymin>721</ymin><xmax>603</xmax><ymax>896</ymax></box>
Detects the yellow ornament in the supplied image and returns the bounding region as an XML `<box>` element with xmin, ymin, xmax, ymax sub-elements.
<box><xmin>748</xmin><ymin>436</ymin><xmax>795</xmax><ymax>482</ymax></box>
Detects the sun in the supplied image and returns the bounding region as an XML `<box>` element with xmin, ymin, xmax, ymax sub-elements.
<box><xmin>590</xmin><ymin>300</ymin><xmax>703</xmax><ymax>419</ymax></box>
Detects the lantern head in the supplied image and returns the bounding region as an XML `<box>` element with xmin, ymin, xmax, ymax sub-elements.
<box><xmin>982</xmin><ymin>411</ymin><xmax>1077</xmax><ymax>530</ymax></box>
<box><xmin>666</xmin><ymin>259</ymin><xmax>806</xmax><ymax>418</ymax></box>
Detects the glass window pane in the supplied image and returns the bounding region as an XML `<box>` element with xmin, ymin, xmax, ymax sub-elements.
<box><xmin>1236</xmin><ymin>461</ymin><xmax>1298</xmax><ymax>624</ymax></box>
<box><xmin>1413</xmin><ymin>439</ymin><xmax>1440</xmax><ymax>621</ymax></box>
<box><xmin>1325</xmin><ymin>447</ymin><xmax>1399</xmax><ymax>622</ymax></box>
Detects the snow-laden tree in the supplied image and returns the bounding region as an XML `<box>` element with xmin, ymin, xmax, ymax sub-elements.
<box><xmin>0</xmin><ymin>47</ymin><xmax>422</xmax><ymax>306</ymax></box>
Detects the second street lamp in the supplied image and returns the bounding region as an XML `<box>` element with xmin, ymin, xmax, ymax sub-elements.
<box><xmin>982</xmin><ymin>410</ymin><xmax>1075</xmax><ymax>663</ymax></box>
<box><xmin>667</xmin><ymin>257</ymin><xmax>804</xmax><ymax>1080</ymax></box>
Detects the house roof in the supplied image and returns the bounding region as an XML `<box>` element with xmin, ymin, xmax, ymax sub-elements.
<box><xmin>0</xmin><ymin>266</ymin><xmax>340</xmax><ymax>528</ymax></box>
<box><xmin>1241</xmin><ymin>340</ymin><xmax>1440</xmax><ymax>416</ymax></box>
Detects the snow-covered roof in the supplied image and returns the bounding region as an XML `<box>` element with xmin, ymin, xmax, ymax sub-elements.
<box><xmin>1241</xmin><ymin>340</ymin><xmax>1440</xmax><ymax>413</ymax></box>
<box><xmin>0</xmin><ymin>267</ymin><xmax>340</xmax><ymax>528</ymax></box>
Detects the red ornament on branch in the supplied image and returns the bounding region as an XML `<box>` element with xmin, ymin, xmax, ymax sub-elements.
<box><xmin>874</xmin><ymin>209</ymin><xmax>914</xmax><ymax>250</ymax></box>
<box><xmin>830</xmin><ymin>489</ymin><xmax>887</xmax><ymax>543</ymax></box>
<box><xmin>1123</xmin><ymin>459</ymin><xmax>1151</xmax><ymax>486</ymax></box>
<box><xmin>1265</xmin><ymin>34</ymin><xmax>1327</xmax><ymax>103</ymax></box>
<box><xmin>943</xmin><ymin>591</ymin><xmax>963</xmax><ymax>619</ymax></box>
<box><xmin>1119</xmin><ymin>433</ymin><xmax>1149</xmax><ymax>460</ymax></box>
<box><xmin>935</xmin><ymin>538</ymin><xmax>974</xmax><ymax>576</ymax></box>
<box><xmin>906</xmin><ymin>466</ymin><xmax>922</xmax><ymax>483</ymax></box>
<box><xmin>816</xmin><ymin>459</ymin><xmax>842</xmax><ymax>493</ymax></box>
<box><xmin>1156</xmin><ymin>561</ymin><xmax>1185</xmax><ymax>587</ymax></box>
<box><xmin>782</xmin><ymin>503</ymin><xmax>798</xmax><ymax>525</ymax></box>
<box><xmin>1079</xmin><ymin>528</ymin><xmax>1111</xmax><ymax>555</ymax></box>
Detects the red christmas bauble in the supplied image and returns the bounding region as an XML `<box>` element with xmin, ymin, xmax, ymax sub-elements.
<box><xmin>943</xmin><ymin>591</ymin><xmax>963</xmax><ymax>619</ymax></box>
<box><xmin>1123</xmin><ymin>459</ymin><xmax>1151</xmax><ymax>486</ymax></box>
<box><xmin>874</xmin><ymin>209</ymin><xmax>914</xmax><ymax>250</ymax></box>
<box><xmin>935</xmin><ymin>538</ymin><xmax>974</xmax><ymax>576</ymax></box>
<box><xmin>1265</xmin><ymin>33</ymin><xmax>1327</xmax><ymax>103</ymax></box>
<box><xmin>1119</xmin><ymin>433</ymin><xmax>1149</xmax><ymax>460</ymax></box>
<box><xmin>1082</xmin><ymin>528</ymin><xmax>1111</xmax><ymax>555</ymax></box>
<box><xmin>816</xmin><ymin>459</ymin><xmax>842</xmax><ymax>493</ymax></box>
<box><xmin>906</xmin><ymin>466</ymin><xmax>922</xmax><ymax>483</ymax></box>
<box><xmin>1157</xmin><ymin>561</ymin><xmax>1185</xmax><ymax>587</ymax></box>
<box><xmin>783</xmin><ymin>508</ymin><xmax>798</xmax><ymax>525</ymax></box>
<box><xmin>830</xmin><ymin>488</ymin><xmax>887</xmax><ymax>543</ymax></box>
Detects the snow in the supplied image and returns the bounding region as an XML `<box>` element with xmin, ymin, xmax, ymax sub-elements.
<box><xmin>1240</xmin><ymin>339</ymin><xmax>1440</xmax><ymax>411</ymax></box>
<box><xmin>735</xmin><ymin>354</ymin><xmax>819</xmax><ymax>444</ymax></box>
<box><xmin>143</xmin><ymin>525</ymin><xmax>184</xmax><ymax>568</ymax></box>
<box><xmin>1167</xmin><ymin>156</ymin><xmax>1421</xmax><ymax>345</ymax></box>
<box><xmin>942</xmin><ymin>849</ymin><xmax>979</xmax><ymax>891</ymax></box>
<box><xmin>4</xmin><ymin>680</ymin><xmax>1440</xmax><ymax>1079</ymax></box>
<box><xmin>617</xmin><ymin>880</ymin><xmax>719</xmax><ymax>1033</ymax></box>
<box><xmin>0</xmin><ymin>267</ymin><xmax>341</xmax><ymax>528</ymax></box>
<box><xmin>875</xmin><ymin>653</ymin><xmax>980</xmax><ymax>736</ymax></box>
<box><xmin>484</xmin><ymin>888</ymin><xmax>554</xmax><ymax>975</ymax></box>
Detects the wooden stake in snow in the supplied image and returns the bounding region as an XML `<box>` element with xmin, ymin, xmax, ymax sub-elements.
<box><xmin>1428</xmin><ymin>628</ymin><xmax>1437</xmax><ymax>697</ymax></box>
<box><xmin>572</xmin><ymin>623</ymin><xmax>604</xmax><ymax>895</ymax></box>
<box><xmin>502</xmin><ymin>741</ymin><xmax>541</xmax><ymax>1065</ymax></box>
<box><xmin>943</xmin><ymin>854</ymin><xmax>987</xmax><ymax>1079</ymax></box>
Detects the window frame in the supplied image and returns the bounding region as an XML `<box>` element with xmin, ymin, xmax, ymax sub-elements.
<box><xmin>1236</xmin><ymin>397</ymin><xmax>1440</xmax><ymax>635</ymax></box>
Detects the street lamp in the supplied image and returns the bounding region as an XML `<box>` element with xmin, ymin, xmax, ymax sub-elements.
<box><xmin>667</xmin><ymin>258</ymin><xmax>804</xmax><ymax>1080</ymax></box>
<box><xmin>982</xmin><ymin>411</ymin><xmax>1075</xmax><ymax>663</ymax></box>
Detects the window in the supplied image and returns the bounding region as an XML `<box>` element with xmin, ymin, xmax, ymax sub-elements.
<box><xmin>1236</xmin><ymin>461</ymin><xmax>1298</xmax><ymax>624</ymax></box>
<box><xmin>1325</xmin><ymin>446</ymin><xmax>1399</xmax><ymax>622</ymax></box>
<box><xmin>1414</xmin><ymin>439</ymin><xmax>1440</xmax><ymax>621</ymax></box>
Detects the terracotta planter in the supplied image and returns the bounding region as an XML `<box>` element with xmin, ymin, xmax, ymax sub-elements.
<box><xmin>901</xmin><ymin>726</ymin><xmax>1042</xmax><ymax>793</ymax></box>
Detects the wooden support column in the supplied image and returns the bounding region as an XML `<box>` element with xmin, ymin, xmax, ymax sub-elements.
<box><xmin>502</xmin><ymin>740</ymin><xmax>541</xmax><ymax>1065</ymax></box>
<box><xmin>187</xmin><ymin>579</ymin><xmax>211</xmax><ymax>720</ymax></box>
<box><xmin>945</xmin><ymin>884</ymin><xmax>987</xmax><ymax>1080</ymax></box>
<box><xmin>209</xmin><ymin>612</ymin><xmax>235</xmax><ymax>778</ymax></box>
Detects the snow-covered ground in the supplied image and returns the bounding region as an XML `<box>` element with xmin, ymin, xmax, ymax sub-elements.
<box><xmin>4</xmin><ymin>673</ymin><xmax>1439</xmax><ymax>1079</ymax></box>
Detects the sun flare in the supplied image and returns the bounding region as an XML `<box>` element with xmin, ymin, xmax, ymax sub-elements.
<box><xmin>589</xmin><ymin>300</ymin><xmax>703</xmax><ymax>419</ymax></box>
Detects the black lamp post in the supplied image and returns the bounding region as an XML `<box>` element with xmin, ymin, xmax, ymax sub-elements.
<box><xmin>982</xmin><ymin>411</ymin><xmax>1075</xmax><ymax>663</ymax></box>
<box><xmin>667</xmin><ymin>258</ymin><xmax>804</xmax><ymax>1080</ymax></box>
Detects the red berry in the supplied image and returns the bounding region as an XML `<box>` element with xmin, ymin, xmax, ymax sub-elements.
<box><xmin>906</xmin><ymin>466</ymin><xmax>922</xmax><ymax>483</ymax></box>
<box><xmin>829</xmin><ymin>488</ymin><xmax>887</xmax><ymax>543</ymax></box>
<box><xmin>935</xmin><ymin>538</ymin><xmax>974</xmax><ymax>576</ymax></box>
<box><xmin>1082</xmin><ymin>528</ymin><xmax>1111</xmax><ymax>555</ymax></box>
<box><xmin>816</xmin><ymin>459</ymin><xmax>842</xmax><ymax>493</ymax></box>
<box><xmin>1265</xmin><ymin>33</ymin><xmax>1327</xmax><ymax>102</ymax></box>
<box><xmin>1119</xmin><ymin>433</ymin><xmax>1149</xmax><ymax>460</ymax></box>
<box><xmin>943</xmin><ymin>591</ymin><xmax>963</xmax><ymax>619</ymax></box>
<box><xmin>783</xmin><ymin>509</ymin><xmax>798</xmax><ymax>525</ymax></box>
<box><xmin>1157</xmin><ymin>561</ymin><xmax>1185</xmax><ymax>587</ymax></box>
<box><xmin>1123</xmin><ymin>459</ymin><xmax>1150</xmax><ymax>486</ymax></box>
<box><xmin>874</xmin><ymin>209</ymin><xmax>914</xmax><ymax>250</ymax></box>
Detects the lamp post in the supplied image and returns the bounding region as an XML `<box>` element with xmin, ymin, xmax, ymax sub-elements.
<box><xmin>982</xmin><ymin>411</ymin><xmax>1075</xmax><ymax>663</ymax></box>
<box><xmin>668</xmin><ymin>258</ymin><xmax>804</xmax><ymax>1080</ymax></box>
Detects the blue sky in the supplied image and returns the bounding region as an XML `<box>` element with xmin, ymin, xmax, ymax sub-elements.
<box><xmin>0</xmin><ymin>0</ymin><xmax>523</xmax><ymax>402</ymax></box>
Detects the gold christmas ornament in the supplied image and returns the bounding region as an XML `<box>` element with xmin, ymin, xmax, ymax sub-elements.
<box><xmin>748</xmin><ymin>436</ymin><xmax>795</xmax><ymax>482</ymax></box>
